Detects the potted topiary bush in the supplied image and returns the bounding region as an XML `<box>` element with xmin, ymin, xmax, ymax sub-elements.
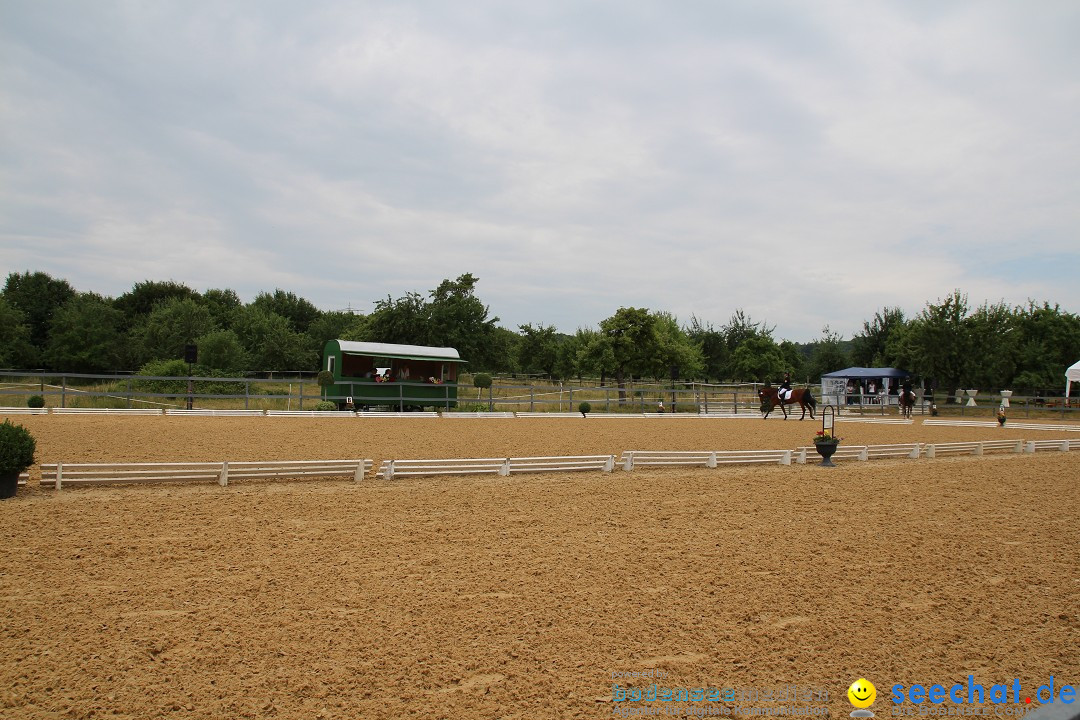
<box><xmin>578</xmin><ymin>401</ymin><xmax>591</xmax><ymax>418</ymax></box>
<box><xmin>472</xmin><ymin>373</ymin><xmax>493</xmax><ymax>410</ymax></box>
<box><xmin>0</xmin><ymin>420</ymin><xmax>36</xmax><ymax>499</ymax></box>
<box><xmin>27</xmin><ymin>395</ymin><xmax>45</xmax><ymax>409</ymax></box>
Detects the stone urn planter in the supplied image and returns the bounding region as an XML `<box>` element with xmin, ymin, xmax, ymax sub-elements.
<box><xmin>813</xmin><ymin>430</ymin><xmax>841</xmax><ymax>467</ymax></box>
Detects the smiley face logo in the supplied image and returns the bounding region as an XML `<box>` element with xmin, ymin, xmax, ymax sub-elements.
<box><xmin>848</xmin><ymin>678</ymin><xmax>877</xmax><ymax>709</ymax></box>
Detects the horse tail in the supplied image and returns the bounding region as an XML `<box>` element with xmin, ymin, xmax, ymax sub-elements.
<box><xmin>805</xmin><ymin>389</ymin><xmax>817</xmax><ymax>408</ymax></box>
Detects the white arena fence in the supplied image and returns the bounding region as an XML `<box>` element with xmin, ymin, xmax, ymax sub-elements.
<box><xmin>38</xmin><ymin>459</ymin><xmax>372</xmax><ymax>489</ymax></box>
<box><xmin>15</xmin><ymin>434</ymin><xmax>1075</xmax><ymax>490</ymax></box>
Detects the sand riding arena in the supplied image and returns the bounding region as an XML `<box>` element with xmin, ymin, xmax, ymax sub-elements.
<box><xmin>1</xmin><ymin>414</ymin><xmax>1078</xmax><ymax>719</ymax></box>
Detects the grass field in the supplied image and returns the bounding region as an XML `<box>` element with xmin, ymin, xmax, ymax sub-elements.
<box><xmin>1</xmin><ymin>415</ymin><xmax>1078</xmax><ymax>719</ymax></box>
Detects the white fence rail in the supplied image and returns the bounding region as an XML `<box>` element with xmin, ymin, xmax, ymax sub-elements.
<box><xmin>376</xmin><ymin>455</ymin><xmax>615</xmax><ymax>480</ymax></box>
<box><xmin>39</xmin><ymin>459</ymin><xmax>371</xmax><ymax>489</ymax></box>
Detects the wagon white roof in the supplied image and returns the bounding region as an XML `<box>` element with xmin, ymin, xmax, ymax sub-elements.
<box><xmin>333</xmin><ymin>340</ymin><xmax>463</xmax><ymax>362</ymax></box>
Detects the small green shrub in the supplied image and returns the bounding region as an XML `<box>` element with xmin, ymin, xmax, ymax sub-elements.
<box><xmin>472</xmin><ymin>373</ymin><xmax>492</xmax><ymax>389</ymax></box>
<box><xmin>578</xmin><ymin>401</ymin><xmax>591</xmax><ymax>417</ymax></box>
<box><xmin>314</xmin><ymin>401</ymin><xmax>338</xmax><ymax>411</ymax></box>
<box><xmin>0</xmin><ymin>420</ymin><xmax>36</xmax><ymax>475</ymax></box>
<box><xmin>27</xmin><ymin>395</ymin><xmax>45</xmax><ymax>408</ymax></box>
<box><xmin>316</xmin><ymin>370</ymin><xmax>334</xmax><ymax>387</ymax></box>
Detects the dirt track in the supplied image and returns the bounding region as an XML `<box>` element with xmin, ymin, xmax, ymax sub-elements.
<box><xmin>1</xmin><ymin>415</ymin><xmax>1078</xmax><ymax>719</ymax></box>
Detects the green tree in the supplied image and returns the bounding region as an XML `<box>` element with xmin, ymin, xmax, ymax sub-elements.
<box><xmin>2</xmin><ymin>271</ymin><xmax>76</xmax><ymax>350</ymax></box>
<box><xmin>252</xmin><ymin>289</ymin><xmax>321</xmax><ymax>334</ymax></box>
<box><xmin>201</xmin><ymin>288</ymin><xmax>243</xmax><ymax>329</ymax></box>
<box><xmin>1012</xmin><ymin>301</ymin><xmax>1080</xmax><ymax>391</ymax></box>
<box><xmin>851</xmin><ymin>307</ymin><xmax>907</xmax><ymax>367</ymax></box>
<box><xmin>362</xmin><ymin>291</ymin><xmax>430</xmax><ymax>345</ymax></box>
<box><xmin>426</xmin><ymin>274</ymin><xmax>501</xmax><ymax>369</ymax></box>
<box><xmin>964</xmin><ymin>301</ymin><xmax>1018</xmax><ymax>389</ymax></box>
<box><xmin>576</xmin><ymin>328</ymin><xmax>616</xmax><ymax>385</ymax></box>
<box><xmin>806</xmin><ymin>326</ymin><xmax>850</xmax><ymax>381</ymax></box>
<box><xmin>554</xmin><ymin>329</ymin><xmax>591</xmax><ymax>381</ymax></box>
<box><xmin>778</xmin><ymin>340</ymin><xmax>808</xmax><ymax>383</ymax></box>
<box><xmin>649</xmin><ymin>312</ymin><xmax>704</xmax><ymax>381</ymax></box>
<box><xmin>893</xmin><ymin>291</ymin><xmax>971</xmax><ymax>393</ymax></box>
<box><xmin>230</xmin><ymin>306</ymin><xmax>316</xmax><ymax>371</ymax></box>
<box><xmin>720</xmin><ymin>310</ymin><xmax>774</xmax><ymax>380</ymax></box>
<box><xmin>0</xmin><ymin>297</ymin><xmax>38</xmax><ymax>368</ymax></box>
<box><xmin>114</xmin><ymin>280</ymin><xmax>199</xmax><ymax>329</ymax></box>
<box><xmin>307</xmin><ymin>311</ymin><xmax>366</xmax><ymax>357</ymax></box>
<box><xmin>687</xmin><ymin>315</ymin><xmax>727</xmax><ymax>382</ymax></box>
<box><xmin>137</xmin><ymin>297</ymin><xmax>216</xmax><ymax>363</ymax></box>
<box><xmin>43</xmin><ymin>293</ymin><xmax>124</xmax><ymax>373</ymax></box>
<box><xmin>517</xmin><ymin>323</ymin><xmax>560</xmax><ymax>378</ymax></box>
<box><xmin>729</xmin><ymin>334</ymin><xmax>785</xmax><ymax>382</ymax></box>
<box><xmin>195</xmin><ymin>330</ymin><xmax>248</xmax><ymax>372</ymax></box>
<box><xmin>598</xmin><ymin>307</ymin><xmax>659</xmax><ymax>402</ymax></box>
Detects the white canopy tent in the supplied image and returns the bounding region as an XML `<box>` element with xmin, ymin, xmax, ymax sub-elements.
<box><xmin>1067</xmin><ymin>359</ymin><xmax>1080</xmax><ymax>398</ymax></box>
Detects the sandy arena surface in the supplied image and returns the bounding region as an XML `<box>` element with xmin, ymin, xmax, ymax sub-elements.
<box><xmin>1</xmin><ymin>414</ymin><xmax>1078</xmax><ymax>720</ymax></box>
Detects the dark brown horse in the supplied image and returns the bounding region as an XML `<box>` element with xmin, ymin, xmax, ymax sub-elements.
<box><xmin>759</xmin><ymin>385</ymin><xmax>816</xmax><ymax>420</ymax></box>
<box><xmin>898</xmin><ymin>390</ymin><xmax>916</xmax><ymax>418</ymax></box>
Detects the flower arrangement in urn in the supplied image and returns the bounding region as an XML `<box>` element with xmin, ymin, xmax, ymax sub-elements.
<box><xmin>813</xmin><ymin>430</ymin><xmax>840</xmax><ymax>444</ymax></box>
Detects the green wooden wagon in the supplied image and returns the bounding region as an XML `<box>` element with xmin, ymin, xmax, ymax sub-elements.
<box><xmin>321</xmin><ymin>340</ymin><xmax>465</xmax><ymax>411</ymax></box>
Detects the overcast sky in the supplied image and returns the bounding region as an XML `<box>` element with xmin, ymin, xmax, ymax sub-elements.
<box><xmin>2</xmin><ymin>1</ymin><xmax>1078</xmax><ymax>342</ymax></box>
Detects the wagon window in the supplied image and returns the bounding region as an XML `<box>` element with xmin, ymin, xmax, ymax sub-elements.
<box><xmin>327</xmin><ymin>356</ymin><xmax>335</xmax><ymax>374</ymax></box>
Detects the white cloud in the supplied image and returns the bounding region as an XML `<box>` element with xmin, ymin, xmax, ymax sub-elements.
<box><xmin>1</xmin><ymin>0</ymin><xmax>1077</xmax><ymax>341</ymax></box>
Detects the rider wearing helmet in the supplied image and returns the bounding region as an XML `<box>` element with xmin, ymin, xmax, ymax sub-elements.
<box><xmin>778</xmin><ymin>372</ymin><xmax>792</xmax><ymax>401</ymax></box>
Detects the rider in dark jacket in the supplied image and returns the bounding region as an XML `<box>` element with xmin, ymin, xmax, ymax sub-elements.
<box><xmin>778</xmin><ymin>372</ymin><xmax>792</xmax><ymax>401</ymax></box>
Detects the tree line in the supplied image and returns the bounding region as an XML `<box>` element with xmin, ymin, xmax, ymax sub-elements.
<box><xmin>1</xmin><ymin>272</ymin><xmax>1077</xmax><ymax>393</ymax></box>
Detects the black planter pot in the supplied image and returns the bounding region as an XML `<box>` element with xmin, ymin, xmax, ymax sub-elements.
<box><xmin>0</xmin><ymin>470</ymin><xmax>19</xmax><ymax>499</ymax></box>
<box><xmin>814</xmin><ymin>441</ymin><xmax>839</xmax><ymax>467</ymax></box>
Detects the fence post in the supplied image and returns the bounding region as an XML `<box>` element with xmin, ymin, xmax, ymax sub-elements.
<box><xmin>605</xmin><ymin>388</ymin><xmax>610</xmax><ymax>413</ymax></box>
<box><xmin>530</xmin><ymin>385</ymin><xmax>534</xmax><ymax>412</ymax></box>
<box><xmin>219</xmin><ymin>461</ymin><xmax>229</xmax><ymax>487</ymax></box>
<box><xmin>127</xmin><ymin>378</ymin><xmax>132</xmax><ymax>408</ymax></box>
<box><xmin>299</xmin><ymin>381</ymin><xmax>303</xmax><ymax>411</ymax></box>
<box><xmin>61</xmin><ymin>376</ymin><xmax>66</xmax><ymax>408</ymax></box>
<box><xmin>56</xmin><ymin>462</ymin><xmax>63</xmax><ymax>491</ymax></box>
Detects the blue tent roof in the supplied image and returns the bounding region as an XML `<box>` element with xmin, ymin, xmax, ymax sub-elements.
<box><xmin>821</xmin><ymin>367</ymin><xmax>911</xmax><ymax>379</ymax></box>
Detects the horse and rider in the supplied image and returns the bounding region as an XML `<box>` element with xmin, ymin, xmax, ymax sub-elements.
<box><xmin>898</xmin><ymin>382</ymin><xmax>916</xmax><ymax>418</ymax></box>
<box><xmin>759</xmin><ymin>372</ymin><xmax>817</xmax><ymax>420</ymax></box>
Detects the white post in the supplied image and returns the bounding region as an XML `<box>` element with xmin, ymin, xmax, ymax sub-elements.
<box><xmin>779</xmin><ymin>450</ymin><xmax>791</xmax><ymax>466</ymax></box>
<box><xmin>623</xmin><ymin>453</ymin><xmax>634</xmax><ymax>472</ymax></box>
<box><xmin>56</xmin><ymin>462</ymin><xmax>63</xmax><ymax>491</ymax></box>
<box><xmin>858</xmin><ymin>447</ymin><xmax>868</xmax><ymax>461</ymax></box>
<box><xmin>218</xmin><ymin>461</ymin><xmax>229</xmax><ymax>486</ymax></box>
<box><xmin>603</xmin><ymin>456</ymin><xmax>614</xmax><ymax>473</ymax></box>
<box><xmin>353</xmin><ymin>460</ymin><xmax>364</xmax><ymax>482</ymax></box>
<box><xmin>974</xmin><ymin>443</ymin><xmax>984</xmax><ymax>456</ymax></box>
<box><xmin>499</xmin><ymin>458</ymin><xmax>510</xmax><ymax>476</ymax></box>
<box><xmin>795</xmin><ymin>448</ymin><xmax>806</xmax><ymax>464</ymax></box>
<box><xmin>385</xmin><ymin>460</ymin><xmax>395</xmax><ymax>480</ymax></box>
<box><xmin>707</xmin><ymin>451</ymin><xmax>717</xmax><ymax>469</ymax></box>
<box><xmin>926</xmin><ymin>445</ymin><xmax>936</xmax><ymax>459</ymax></box>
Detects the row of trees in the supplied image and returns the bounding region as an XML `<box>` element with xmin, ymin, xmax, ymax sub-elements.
<box><xmin>2</xmin><ymin>272</ymin><xmax>1077</xmax><ymax>393</ymax></box>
